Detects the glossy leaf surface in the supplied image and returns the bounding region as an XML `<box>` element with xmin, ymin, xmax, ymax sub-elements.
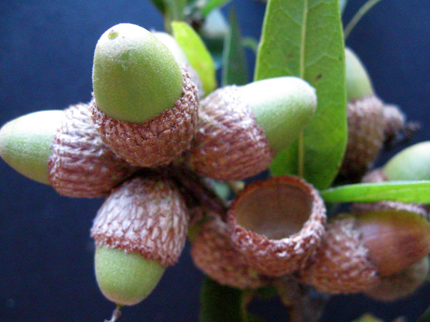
<box><xmin>255</xmin><ymin>0</ymin><xmax>347</xmax><ymax>190</ymax></box>
<box><xmin>320</xmin><ymin>181</ymin><xmax>430</xmax><ymax>203</ymax></box>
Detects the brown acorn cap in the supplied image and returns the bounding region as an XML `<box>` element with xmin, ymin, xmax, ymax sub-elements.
<box><xmin>358</xmin><ymin>210</ymin><xmax>430</xmax><ymax>276</ymax></box>
<box><xmin>364</xmin><ymin>255</ymin><xmax>429</xmax><ymax>302</ymax></box>
<box><xmin>91</xmin><ymin>68</ymin><xmax>199</xmax><ymax>168</ymax></box>
<box><xmin>340</xmin><ymin>95</ymin><xmax>385</xmax><ymax>182</ymax></box>
<box><xmin>299</xmin><ymin>214</ymin><xmax>380</xmax><ymax>294</ymax></box>
<box><xmin>191</xmin><ymin>214</ymin><xmax>270</xmax><ymax>289</ymax></box>
<box><xmin>91</xmin><ymin>170</ymin><xmax>189</xmax><ymax>267</ymax></box>
<box><xmin>48</xmin><ymin>102</ymin><xmax>138</xmax><ymax>198</ymax></box>
<box><xmin>188</xmin><ymin>85</ymin><xmax>274</xmax><ymax>181</ymax></box>
<box><xmin>227</xmin><ymin>175</ymin><xmax>326</xmax><ymax>277</ymax></box>
<box><xmin>351</xmin><ymin>168</ymin><xmax>429</xmax><ymax>219</ymax></box>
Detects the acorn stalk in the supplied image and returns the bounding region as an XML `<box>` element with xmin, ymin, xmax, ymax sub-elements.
<box><xmin>91</xmin><ymin>23</ymin><xmax>199</xmax><ymax>168</ymax></box>
<box><xmin>189</xmin><ymin>77</ymin><xmax>317</xmax><ymax>181</ymax></box>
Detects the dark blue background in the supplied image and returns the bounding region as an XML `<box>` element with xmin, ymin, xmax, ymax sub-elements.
<box><xmin>0</xmin><ymin>1</ymin><xmax>429</xmax><ymax>321</ymax></box>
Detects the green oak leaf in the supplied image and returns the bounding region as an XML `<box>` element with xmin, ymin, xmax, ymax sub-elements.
<box><xmin>221</xmin><ymin>7</ymin><xmax>249</xmax><ymax>86</ymax></box>
<box><xmin>320</xmin><ymin>181</ymin><xmax>430</xmax><ymax>204</ymax></box>
<box><xmin>172</xmin><ymin>21</ymin><xmax>217</xmax><ymax>95</ymax></box>
<box><xmin>255</xmin><ymin>0</ymin><xmax>347</xmax><ymax>190</ymax></box>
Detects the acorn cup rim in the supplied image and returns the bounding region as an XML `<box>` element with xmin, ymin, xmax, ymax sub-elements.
<box><xmin>226</xmin><ymin>175</ymin><xmax>327</xmax><ymax>277</ymax></box>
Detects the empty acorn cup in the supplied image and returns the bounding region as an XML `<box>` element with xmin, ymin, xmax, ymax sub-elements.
<box><xmin>226</xmin><ymin>175</ymin><xmax>326</xmax><ymax>277</ymax></box>
<box><xmin>188</xmin><ymin>76</ymin><xmax>317</xmax><ymax>181</ymax></box>
<box><xmin>91</xmin><ymin>23</ymin><xmax>199</xmax><ymax>168</ymax></box>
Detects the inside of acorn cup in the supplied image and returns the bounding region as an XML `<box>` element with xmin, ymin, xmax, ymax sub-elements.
<box><xmin>234</xmin><ymin>182</ymin><xmax>313</xmax><ymax>240</ymax></box>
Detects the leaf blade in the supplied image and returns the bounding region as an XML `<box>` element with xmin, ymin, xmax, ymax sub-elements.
<box><xmin>320</xmin><ymin>181</ymin><xmax>430</xmax><ymax>204</ymax></box>
<box><xmin>221</xmin><ymin>7</ymin><xmax>249</xmax><ymax>86</ymax></box>
<box><xmin>255</xmin><ymin>0</ymin><xmax>347</xmax><ymax>190</ymax></box>
<box><xmin>172</xmin><ymin>21</ymin><xmax>217</xmax><ymax>94</ymax></box>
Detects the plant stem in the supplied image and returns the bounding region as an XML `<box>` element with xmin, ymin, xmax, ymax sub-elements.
<box><xmin>344</xmin><ymin>0</ymin><xmax>382</xmax><ymax>39</ymax></box>
<box><xmin>104</xmin><ymin>304</ymin><xmax>122</xmax><ymax>322</ymax></box>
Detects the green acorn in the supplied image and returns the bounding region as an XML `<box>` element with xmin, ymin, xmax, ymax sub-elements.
<box><xmin>189</xmin><ymin>76</ymin><xmax>317</xmax><ymax>181</ymax></box>
<box><xmin>339</xmin><ymin>47</ymin><xmax>386</xmax><ymax>182</ymax></box>
<box><xmin>0</xmin><ymin>103</ymin><xmax>137</xmax><ymax>198</ymax></box>
<box><xmin>91</xmin><ymin>170</ymin><xmax>189</xmax><ymax>307</ymax></box>
<box><xmin>383</xmin><ymin>141</ymin><xmax>430</xmax><ymax>181</ymax></box>
<box><xmin>91</xmin><ymin>23</ymin><xmax>199</xmax><ymax>168</ymax></box>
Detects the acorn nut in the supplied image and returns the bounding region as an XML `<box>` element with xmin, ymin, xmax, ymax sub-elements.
<box><xmin>91</xmin><ymin>23</ymin><xmax>199</xmax><ymax>168</ymax></box>
<box><xmin>189</xmin><ymin>77</ymin><xmax>317</xmax><ymax>181</ymax></box>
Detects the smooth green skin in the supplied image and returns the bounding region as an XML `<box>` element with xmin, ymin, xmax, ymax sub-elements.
<box><xmin>345</xmin><ymin>47</ymin><xmax>374</xmax><ymax>101</ymax></box>
<box><xmin>238</xmin><ymin>76</ymin><xmax>317</xmax><ymax>155</ymax></box>
<box><xmin>383</xmin><ymin>141</ymin><xmax>430</xmax><ymax>181</ymax></box>
<box><xmin>0</xmin><ymin>110</ymin><xmax>65</xmax><ymax>184</ymax></box>
<box><xmin>92</xmin><ymin>23</ymin><xmax>183</xmax><ymax>123</ymax></box>
<box><xmin>95</xmin><ymin>246</ymin><xmax>165</xmax><ymax>306</ymax></box>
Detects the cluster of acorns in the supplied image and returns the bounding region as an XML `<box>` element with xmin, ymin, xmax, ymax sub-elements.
<box><xmin>1</xmin><ymin>22</ymin><xmax>429</xmax><ymax>317</ymax></box>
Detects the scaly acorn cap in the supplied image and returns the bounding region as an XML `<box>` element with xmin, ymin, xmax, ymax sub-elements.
<box><xmin>0</xmin><ymin>104</ymin><xmax>137</xmax><ymax>197</ymax></box>
<box><xmin>91</xmin><ymin>66</ymin><xmax>199</xmax><ymax>168</ymax></box>
<box><xmin>91</xmin><ymin>170</ymin><xmax>189</xmax><ymax>267</ymax></box>
<box><xmin>191</xmin><ymin>214</ymin><xmax>270</xmax><ymax>289</ymax></box>
<box><xmin>300</xmin><ymin>211</ymin><xmax>430</xmax><ymax>293</ymax></box>
<box><xmin>226</xmin><ymin>175</ymin><xmax>326</xmax><ymax>277</ymax></box>
<box><xmin>364</xmin><ymin>255</ymin><xmax>429</xmax><ymax>302</ymax></box>
<box><xmin>189</xmin><ymin>77</ymin><xmax>316</xmax><ymax>181</ymax></box>
<box><xmin>94</xmin><ymin>245</ymin><xmax>165</xmax><ymax>306</ymax></box>
<box><xmin>91</xmin><ymin>23</ymin><xmax>199</xmax><ymax>168</ymax></box>
<box><xmin>383</xmin><ymin>141</ymin><xmax>430</xmax><ymax>181</ymax></box>
<box><xmin>48</xmin><ymin>102</ymin><xmax>138</xmax><ymax>198</ymax></box>
<box><xmin>340</xmin><ymin>48</ymin><xmax>385</xmax><ymax>182</ymax></box>
<box><xmin>351</xmin><ymin>168</ymin><xmax>429</xmax><ymax>219</ymax></box>
<box><xmin>0</xmin><ymin>110</ymin><xmax>65</xmax><ymax>184</ymax></box>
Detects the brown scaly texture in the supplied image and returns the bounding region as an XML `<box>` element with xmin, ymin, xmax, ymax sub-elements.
<box><xmin>350</xmin><ymin>168</ymin><xmax>429</xmax><ymax>218</ymax></box>
<box><xmin>91</xmin><ymin>68</ymin><xmax>199</xmax><ymax>167</ymax></box>
<box><xmin>91</xmin><ymin>171</ymin><xmax>189</xmax><ymax>267</ymax></box>
<box><xmin>191</xmin><ymin>214</ymin><xmax>270</xmax><ymax>289</ymax></box>
<box><xmin>340</xmin><ymin>95</ymin><xmax>385</xmax><ymax>182</ymax></box>
<box><xmin>364</xmin><ymin>256</ymin><xmax>429</xmax><ymax>302</ymax></box>
<box><xmin>227</xmin><ymin>176</ymin><xmax>326</xmax><ymax>277</ymax></box>
<box><xmin>48</xmin><ymin>102</ymin><xmax>137</xmax><ymax>198</ymax></box>
<box><xmin>299</xmin><ymin>214</ymin><xmax>380</xmax><ymax>294</ymax></box>
<box><xmin>188</xmin><ymin>86</ymin><xmax>274</xmax><ymax>181</ymax></box>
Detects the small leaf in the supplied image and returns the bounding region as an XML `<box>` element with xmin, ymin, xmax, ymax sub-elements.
<box><xmin>255</xmin><ymin>0</ymin><xmax>347</xmax><ymax>190</ymax></box>
<box><xmin>221</xmin><ymin>7</ymin><xmax>249</xmax><ymax>86</ymax></box>
<box><xmin>172</xmin><ymin>21</ymin><xmax>217</xmax><ymax>95</ymax></box>
<box><xmin>199</xmin><ymin>277</ymin><xmax>247</xmax><ymax>322</ymax></box>
<box><xmin>202</xmin><ymin>0</ymin><xmax>233</xmax><ymax>17</ymax></box>
<box><xmin>320</xmin><ymin>181</ymin><xmax>430</xmax><ymax>204</ymax></box>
